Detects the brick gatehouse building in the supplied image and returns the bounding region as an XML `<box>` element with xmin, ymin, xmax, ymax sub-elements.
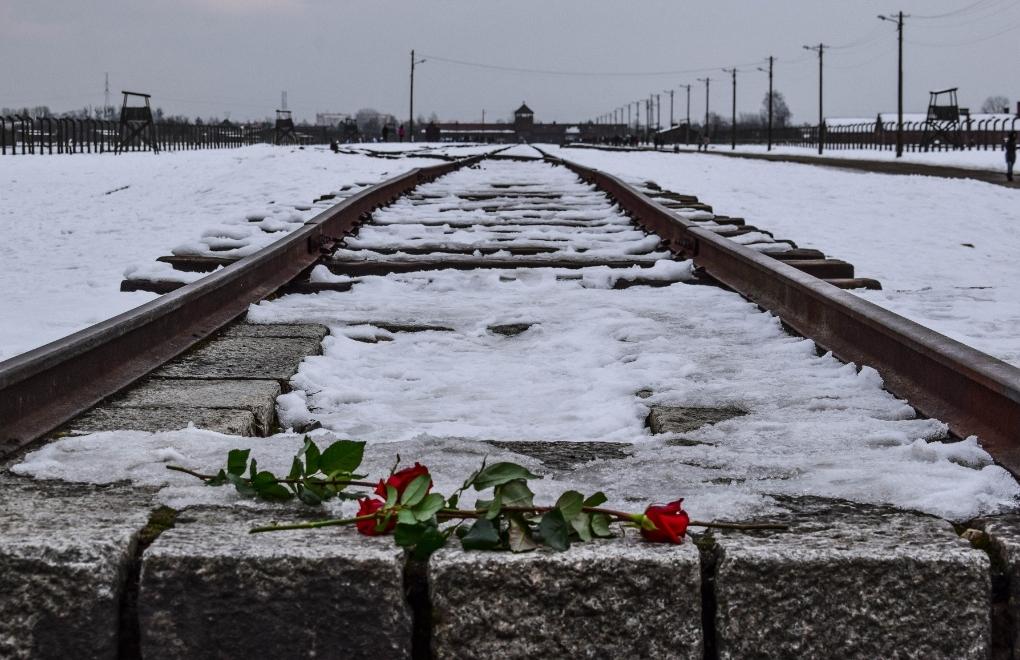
<box><xmin>423</xmin><ymin>102</ymin><xmax>623</xmax><ymax>144</ymax></box>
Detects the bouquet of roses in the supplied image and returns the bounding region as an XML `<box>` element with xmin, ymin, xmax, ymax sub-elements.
<box><xmin>170</xmin><ymin>438</ymin><xmax>780</xmax><ymax>559</ymax></box>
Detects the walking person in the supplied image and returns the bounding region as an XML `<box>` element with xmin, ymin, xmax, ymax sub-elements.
<box><xmin>1006</xmin><ymin>131</ymin><xmax>1017</xmax><ymax>182</ymax></box>
<box><xmin>398</xmin><ymin>123</ymin><xmax>406</xmax><ymax>142</ymax></box>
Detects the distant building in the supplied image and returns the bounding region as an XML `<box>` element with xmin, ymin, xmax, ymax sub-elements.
<box><xmin>315</xmin><ymin>112</ymin><xmax>351</xmax><ymax>127</ymax></box>
<box><xmin>429</xmin><ymin>102</ymin><xmax>622</xmax><ymax>144</ymax></box>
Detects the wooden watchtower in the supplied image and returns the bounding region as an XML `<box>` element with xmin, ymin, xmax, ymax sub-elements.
<box><xmin>921</xmin><ymin>88</ymin><xmax>962</xmax><ymax>150</ymax></box>
<box><xmin>116</xmin><ymin>91</ymin><xmax>159</xmax><ymax>153</ymax></box>
<box><xmin>274</xmin><ymin>110</ymin><xmax>296</xmax><ymax>145</ymax></box>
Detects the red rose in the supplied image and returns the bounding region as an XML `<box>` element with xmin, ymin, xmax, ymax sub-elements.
<box><xmin>355</xmin><ymin>498</ymin><xmax>395</xmax><ymax>536</ymax></box>
<box><xmin>640</xmin><ymin>499</ymin><xmax>690</xmax><ymax>544</ymax></box>
<box><xmin>374</xmin><ymin>462</ymin><xmax>432</xmax><ymax>499</ymax></box>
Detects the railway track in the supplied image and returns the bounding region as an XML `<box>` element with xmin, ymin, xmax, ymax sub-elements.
<box><xmin>2</xmin><ymin>146</ymin><xmax>1018</xmax><ymax>470</ymax></box>
<box><xmin>3</xmin><ymin>144</ymin><xmax>1020</xmax><ymax>658</ymax></box>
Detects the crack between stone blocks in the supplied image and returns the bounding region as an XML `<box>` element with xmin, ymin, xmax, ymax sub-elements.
<box><xmin>403</xmin><ymin>555</ymin><xmax>433</xmax><ymax>660</ymax></box>
<box><xmin>117</xmin><ymin>505</ymin><xmax>178</xmax><ymax>660</ymax></box>
<box><xmin>694</xmin><ymin>532</ymin><xmax>719</xmax><ymax>660</ymax></box>
<box><xmin>961</xmin><ymin>521</ymin><xmax>1013</xmax><ymax>660</ymax></box>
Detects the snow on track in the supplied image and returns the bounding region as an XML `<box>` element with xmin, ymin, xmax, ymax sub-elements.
<box><xmin>0</xmin><ymin>145</ymin><xmax>439</xmax><ymax>360</ymax></box>
<box><xmin>547</xmin><ymin>145</ymin><xmax>1020</xmax><ymax>367</ymax></box>
<box><xmin>15</xmin><ymin>155</ymin><xmax>1018</xmax><ymax>523</ymax></box>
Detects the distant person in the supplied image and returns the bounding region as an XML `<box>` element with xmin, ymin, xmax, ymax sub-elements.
<box><xmin>701</xmin><ymin>134</ymin><xmax>711</xmax><ymax>152</ymax></box>
<box><xmin>382</xmin><ymin>125</ymin><xmax>390</xmax><ymax>142</ymax></box>
<box><xmin>1006</xmin><ymin>131</ymin><xmax>1017</xmax><ymax>182</ymax></box>
<box><xmin>398</xmin><ymin>124</ymin><xmax>406</xmax><ymax>142</ymax></box>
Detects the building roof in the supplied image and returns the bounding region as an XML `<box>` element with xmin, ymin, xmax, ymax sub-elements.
<box><xmin>515</xmin><ymin>102</ymin><xmax>534</xmax><ymax>115</ymax></box>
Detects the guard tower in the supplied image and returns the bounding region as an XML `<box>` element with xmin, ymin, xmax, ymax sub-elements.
<box><xmin>921</xmin><ymin>88</ymin><xmax>962</xmax><ymax>150</ymax></box>
<box><xmin>514</xmin><ymin>102</ymin><xmax>534</xmax><ymax>141</ymax></box>
<box><xmin>116</xmin><ymin>91</ymin><xmax>158</xmax><ymax>153</ymax></box>
<box><xmin>341</xmin><ymin>117</ymin><xmax>359</xmax><ymax>143</ymax></box>
<box><xmin>274</xmin><ymin>109</ymin><xmax>296</xmax><ymax>144</ymax></box>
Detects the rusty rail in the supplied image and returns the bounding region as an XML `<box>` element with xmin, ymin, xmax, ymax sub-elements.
<box><xmin>0</xmin><ymin>155</ymin><xmax>482</xmax><ymax>457</ymax></box>
<box><xmin>549</xmin><ymin>152</ymin><xmax>1020</xmax><ymax>475</ymax></box>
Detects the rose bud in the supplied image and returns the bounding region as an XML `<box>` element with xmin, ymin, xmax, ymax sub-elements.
<box><xmin>355</xmin><ymin>498</ymin><xmax>396</xmax><ymax>536</ymax></box>
<box><xmin>640</xmin><ymin>499</ymin><xmax>690</xmax><ymax>544</ymax></box>
<box><xmin>374</xmin><ymin>462</ymin><xmax>432</xmax><ymax>499</ymax></box>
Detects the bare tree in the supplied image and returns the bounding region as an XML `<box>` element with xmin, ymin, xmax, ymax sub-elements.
<box><xmin>981</xmin><ymin>95</ymin><xmax>1010</xmax><ymax>114</ymax></box>
<box><xmin>761</xmin><ymin>91</ymin><xmax>792</xmax><ymax>127</ymax></box>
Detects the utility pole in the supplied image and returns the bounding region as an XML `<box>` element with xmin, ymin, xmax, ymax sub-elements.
<box><xmin>758</xmin><ymin>57</ymin><xmax>775</xmax><ymax>151</ymax></box>
<box><xmin>409</xmin><ymin>50</ymin><xmax>426</xmax><ymax>142</ymax></box>
<box><xmin>879</xmin><ymin>12</ymin><xmax>907</xmax><ymax>158</ymax></box>
<box><xmin>627</xmin><ymin>104</ymin><xmax>631</xmax><ymax>136</ymax></box>
<box><xmin>667</xmin><ymin>89</ymin><xmax>675</xmax><ymax>127</ymax></box>
<box><xmin>723</xmin><ymin>68</ymin><xmax>737</xmax><ymax>150</ymax></box>
<box><xmin>684</xmin><ymin>84</ymin><xmax>691</xmax><ymax>144</ymax></box>
<box><xmin>697</xmin><ymin>77</ymin><xmax>711</xmax><ymax>140</ymax></box>
<box><xmin>803</xmin><ymin>43</ymin><xmax>827</xmax><ymax>154</ymax></box>
<box><xmin>104</xmin><ymin>73</ymin><xmax>110</xmax><ymax>119</ymax></box>
<box><xmin>482</xmin><ymin>109</ymin><xmax>485</xmax><ymax>124</ymax></box>
<box><xmin>655</xmin><ymin>94</ymin><xmax>661</xmax><ymax>133</ymax></box>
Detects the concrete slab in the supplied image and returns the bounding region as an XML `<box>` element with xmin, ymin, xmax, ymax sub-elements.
<box><xmin>0</xmin><ymin>478</ymin><xmax>152</xmax><ymax>659</ymax></box>
<box><xmin>68</xmin><ymin>406</ymin><xmax>258</xmax><ymax>435</ymax></box>
<box><xmin>220</xmin><ymin>322</ymin><xmax>329</xmax><ymax>341</ymax></box>
<box><xmin>429</xmin><ymin>535</ymin><xmax>703</xmax><ymax>659</ymax></box>
<box><xmin>154</xmin><ymin>336</ymin><xmax>322</xmax><ymax>381</ymax></box>
<box><xmin>139</xmin><ymin>507</ymin><xmax>412</xmax><ymax>659</ymax></box>
<box><xmin>646</xmin><ymin>405</ymin><xmax>746</xmax><ymax>435</ymax></box>
<box><xmin>486</xmin><ymin>440</ymin><xmax>632</xmax><ymax>471</ymax></box>
<box><xmin>712</xmin><ymin>497</ymin><xmax>990</xmax><ymax>659</ymax></box>
<box><xmin>106</xmin><ymin>379</ymin><xmax>281</xmax><ymax>433</ymax></box>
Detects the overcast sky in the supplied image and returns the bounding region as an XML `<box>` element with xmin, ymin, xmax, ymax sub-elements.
<box><xmin>2</xmin><ymin>0</ymin><xmax>1017</xmax><ymax>125</ymax></box>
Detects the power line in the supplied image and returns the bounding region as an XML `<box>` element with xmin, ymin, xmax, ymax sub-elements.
<box><xmin>912</xmin><ymin>0</ymin><xmax>1004</xmax><ymax>20</ymax></box>
<box><xmin>418</xmin><ymin>53</ymin><xmax>768</xmax><ymax>78</ymax></box>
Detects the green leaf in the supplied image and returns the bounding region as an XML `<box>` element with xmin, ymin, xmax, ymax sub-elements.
<box><xmin>583</xmin><ymin>491</ymin><xmax>608</xmax><ymax>508</ymax></box>
<box><xmin>497</xmin><ymin>479</ymin><xmax>535</xmax><ymax>508</ymax></box>
<box><xmin>485</xmin><ymin>492</ymin><xmax>502</xmax><ymax>520</ymax></box>
<box><xmin>412</xmin><ymin>526</ymin><xmax>447</xmax><ymax>561</ymax></box>
<box><xmin>507</xmin><ymin>514</ymin><xmax>538</xmax><ymax>553</ymax></box>
<box><xmin>287</xmin><ymin>457</ymin><xmax>303</xmax><ymax>482</ymax></box>
<box><xmin>591</xmin><ymin>513</ymin><xmax>613</xmax><ymax>538</ymax></box>
<box><xmin>555</xmin><ymin>491</ymin><xmax>584</xmax><ymax>521</ymax></box>
<box><xmin>460</xmin><ymin>518</ymin><xmax>501</xmax><ymax>550</ymax></box>
<box><xmin>302</xmin><ymin>437</ymin><xmax>321</xmax><ymax>475</ymax></box>
<box><xmin>538</xmin><ymin>509</ymin><xmax>570</xmax><ymax>551</ymax></box>
<box><xmin>571</xmin><ymin>512</ymin><xmax>593</xmax><ymax>542</ymax></box>
<box><xmin>226</xmin><ymin>448</ymin><xmax>250</xmax><ymax>476</ymax></box>
<box><xmin>297</xmin><ymin>485</ymin><xmax>323</xmax><ymax>506</ymax></box>
<box><xmin>400</xmin><ymin>474</ymin><xmax>431</xmax><ymax>506</ymax></box>
<box><xmin>394</xmin><ymin>522</ymin><xmax>425</xmax><ymax>547</ymax></box>
<box><xmin>226</xmin><ymin>472</ymin><xmax>256</xmax><ymax>498</ymax></box>
<box><xmin>248</xmin><ymin>458</ymin><xmax>258</xmax><ymax>481</ymax></box>
<box><xmin>472</xmin><ymin>462</ymin><xmax>541</xmax><ymax>491</ymax></box>
<box><xmin>413</xmin><ymin>493</ymin><xmax>446</xmax><ymax>521</ymax></box>
<box><xmin>251</xmin><ymin>471</ymin><xmax>292</xmax><ymax>502</ymax></box>
<box><xmin>384</xmin><ymin>485</ymin><xmax>399</xmax><ymax>508</ymax></box>
<box><xmin>397</xmin><ymin>509</ymin><xmax>418</xmax><ymax>525</ymax></box>
<box><xmin>319</xmin><ymin>440</ymin><xmax>365</xmax><ymax>476</ymax></box>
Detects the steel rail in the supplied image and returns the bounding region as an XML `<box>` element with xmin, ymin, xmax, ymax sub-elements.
<box><xmin>0</xmin><ymin>155</ymin><xmax>483</xmax><ymax>457</ymax></box>
<box><xmin>548</xmin><ymin>152</ymin><xmax>1020</xmax><ymax>475</ymax></box>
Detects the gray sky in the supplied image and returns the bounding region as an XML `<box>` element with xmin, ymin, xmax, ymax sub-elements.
<box><xmin>2</xmin><ymin>0</ymin><xmax>1017</xmax><ymax>125</ymax></box>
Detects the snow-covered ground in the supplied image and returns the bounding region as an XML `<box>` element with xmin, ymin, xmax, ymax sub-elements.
<box><xmin>0</xmin><ymin>145</ymin><xmax>465</xmax><ymax>361</ymax></box>
<box><xmin>14</xmin><ymin>155</ymin><xmax>1018</xmax><ymax>523</ymax></box>
<box><xmin>549</xmin><ymin>145</ymin><xmax>1020</xmax><ymax>367</ymax></box>
<box><xmin>688</xmin><ymin>143</ymin><xmax>1018</xmax><ymax>173</ymax></box>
